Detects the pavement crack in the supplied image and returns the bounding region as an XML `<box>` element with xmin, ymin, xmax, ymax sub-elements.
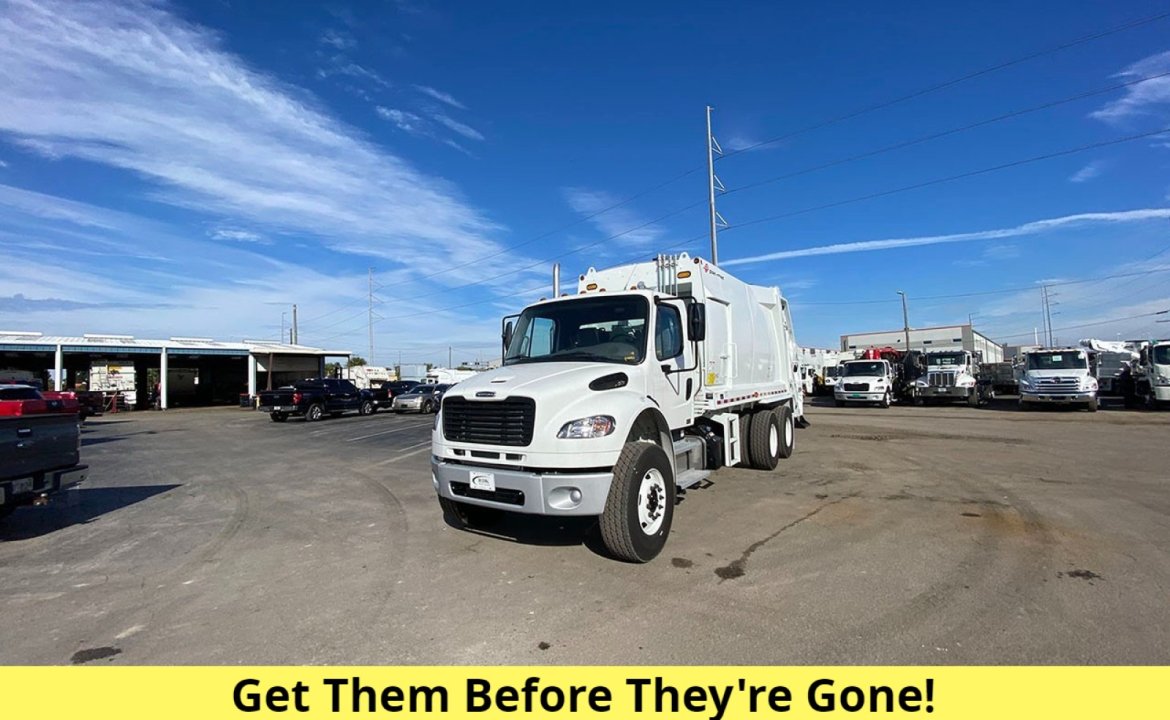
<box><xmin>715</xmin><ymin>493</ymin><xmax>857</xmax><ymax>581</ymax></box>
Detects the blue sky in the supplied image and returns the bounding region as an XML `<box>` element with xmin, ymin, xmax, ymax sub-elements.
<box><xmin>1</xmin><ymin>0</ymin><xmax>1169</xmax><ymax>366</ymax></box>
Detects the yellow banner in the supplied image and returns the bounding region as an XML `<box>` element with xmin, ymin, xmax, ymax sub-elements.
<box><xmin>3</xmin><ymin>667</ymin><xmax>1165</xmax><ymax>719</ymax></box>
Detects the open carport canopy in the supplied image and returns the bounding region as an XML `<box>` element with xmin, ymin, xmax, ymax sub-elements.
<box><xmin>0</xmin><ymin>332</ymin><xmax>349</xmax><ymax>409</ymax></box>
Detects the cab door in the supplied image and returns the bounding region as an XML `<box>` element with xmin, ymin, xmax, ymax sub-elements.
<box><xmin>647</xmin><ymin>300</ymin><xmax>697</xmax><ymax>429</ymax></box>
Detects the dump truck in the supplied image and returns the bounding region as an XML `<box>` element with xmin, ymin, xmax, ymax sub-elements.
<box><xmin>430</xmin><ymin>253</ymin><xmax>805</xmax><ymax>562</ymax></box>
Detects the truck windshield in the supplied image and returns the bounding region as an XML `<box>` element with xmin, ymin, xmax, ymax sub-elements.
<box><xmin>504</xmin><ymin>296</ymin><xmax>649</xmax><ymax>366</ymax></box>
<box><xmin>842</xmin><ymin>361</ymin><xmax>884</xmax><ymax>377</ymax></box>
<box><xmin>1027</xmin><ymin>352</ymin><xmax>1088</xmax><ymax>370</ymax></box>
<box><xmin>928</xmin><ymin>352</ymin><xmax>966</xmax><ymax>367</ymax></box>
<box><xmin>825</xmin><ymin>366</ymin><xmax>840</xmax><ymax>378</ymax></box>
<box><xmin>1154</xmin><ymin>345</ymin><xmax>1170</xmax><ymax>365</ymax></box>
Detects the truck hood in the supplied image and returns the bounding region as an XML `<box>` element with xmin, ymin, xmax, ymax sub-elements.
<box><xmin>443</xmin><ymin>362</ymin><xmax>635</xmax><ymax>399</ymax></box>
<box><xmin>838</xmin><ymin>375</ymin><xmax>889</xmax><ymax>383</ymax></box>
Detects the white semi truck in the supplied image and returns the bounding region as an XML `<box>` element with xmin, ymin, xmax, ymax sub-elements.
<box><xmin>1017</xmin><ymin>347</ymin><xmax>1098</xmax><ymax>412</ymax></box>
<box><xmin>430</xmin><ymin>253</ymin><xmax>805</xmax><ymax>562</ymax></box>
<box><xmin>1135</xmin><ymin>340</ymin><xmax>1170</xmax><ymax>408</ymax></box>
<box><xmin>833</xmin><ymin>358</ymin><xmax>895</xmax><ymax>408</ymax></box>
<box><xmin>911</xmin><ymin>350</ymin><xmax>986</xmax><ymax>406</ymax></box>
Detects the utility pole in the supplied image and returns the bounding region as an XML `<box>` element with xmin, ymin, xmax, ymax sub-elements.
<box><xmin>368</xmin><ymin>267</ymin><xmax>375</xmax><ymax>364</ymax></box>
<box><xmin>1041</xmin><ymin>285</ymin><xmax>1057</xmax><ymax>347</ymax></box>
<box><xmin>705</xmin><ymin>105</ymin><xmax>727</xmax><ymax>265</ymax></box>
<box><xmin>897</xmin><ymin>291</ymin><xmax>910</xmax><ymax>351</ymax></box>
<box><xmin>292</xmin><ymin>304</ymin><xmax>298</xmax><ymax>345</ymax></box>
<box><xmin>448</xmin><ymin>346</ymin><xmax>452</xmax><ymax>369</ymax></box>
<box><xmin>281</xmin><ymin>311</ymin><xmax>286</xmax><ymax>343</ymax></box>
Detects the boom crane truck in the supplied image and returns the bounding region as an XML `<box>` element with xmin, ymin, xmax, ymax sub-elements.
<box><xmin>430</xmin><ymin>253</ymin><xmax>806</xmax><ymax>562</ymax></box>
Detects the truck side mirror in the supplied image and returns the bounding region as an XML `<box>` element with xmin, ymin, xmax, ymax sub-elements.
<box><xmin>688</xmin><ymin>303</ymin><xmax>706</xmax><ymax>342</ymax></box>
<box><xmin>502</xmin><ymin>320</ymin><xmax>514</xmax><ymax>350</ymax></box>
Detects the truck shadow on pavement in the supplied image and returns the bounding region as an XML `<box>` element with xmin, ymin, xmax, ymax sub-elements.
<box><xmin>445</xmin><ymin>513</ymin><xmax>614</xmax><ymax>557</ymax></box>
<box><xmin>0</xmin><ymin>484</ymin><xmax>180</xmax><ymax>541</ymax></box>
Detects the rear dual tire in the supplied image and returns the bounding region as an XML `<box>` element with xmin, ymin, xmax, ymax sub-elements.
<box><xmin>746</xmin><ymin>406</ymin><xmax>794</xmax><ymax>470</ymax></box>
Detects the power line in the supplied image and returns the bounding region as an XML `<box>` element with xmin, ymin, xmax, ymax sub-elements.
<box><xmin>990</xmin><ymin>309</ymin><xmax>1169</xmax><ymax>342</ymax></box>
<box><xmin>720</xmin><ymin>126</ymin><xmax>1170</xmax><ymax>235</ymax></box>
<box><xmin>723</xmin><ymin>70</ymin><xmax>1170</xmax><ymax>198</ymax></box>
<box><xmin>720</xmin><ymin>9</ymin><xmax>1170</xmax><ymax>158</ymax></box>
<box><xmin>294</xmin><ymin>10</ymin><xmax>1170</xmax><ymax>325</ymax></box>
<box><xmin>793</xmin><ymin>266</ymin><xmax>1170</xmax><ymax>307</ymax></box>
<box><xmin>311</xmin><ymin>128</ymin><xmax>1166</xmax><ymax>335</ymax></box>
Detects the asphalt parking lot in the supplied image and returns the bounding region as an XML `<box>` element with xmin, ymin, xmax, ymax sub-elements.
<box><xmin>2</xmin><ymin>398</ymin><xmax>1168</xmax><ymax>665</ymax></box>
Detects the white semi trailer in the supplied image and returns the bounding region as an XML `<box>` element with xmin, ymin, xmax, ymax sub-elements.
<box><xmin>430</xmin><ymin>253</ymin><xmax>805</xmax><ymax>562</ymax></box>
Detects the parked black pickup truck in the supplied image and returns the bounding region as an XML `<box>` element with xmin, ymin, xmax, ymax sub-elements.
<box><xmin>1</xmin><ymin>384</ymin><xmax>88</xmax><ymax>521</ymax></box>
<box><xmin>368</xmin><ymin>380</ymin><xmax>421</xmax><ymax>411</ymax></box>
<box><xmin>257</xmin><ymin>378</ymin><xmax>375</xmax><ymax>422</ymax></box>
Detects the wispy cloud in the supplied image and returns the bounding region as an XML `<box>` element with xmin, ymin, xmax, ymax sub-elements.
<box><xmin>432</xmin><ymin>113</ymin><xmax>484</xmax><ymax>141</ymax></box>
<box><xmin>376</xmin><ymin>106</ymin><xmax>424</xmax><ymax>134</ymax></box>
<box><xmin>0</xmin><ymin>0</ymin><xmax>510</xmax><ymax>269</ymax></box>
<box><xmin>211</xmin><ymin>228</ymin><xmax>269</xmax><ymax>244</ymax></box>
<box><xmin>319</xmin><ymin>29</ymin><xmax>355</xmax><ymax>50</ymax></box>
<box><xmin>316</xmin><ymin>60</ymin><xmax>390</xmax><ymax>89</ymax></box>
<box><xmin>563</xmin><ymin>188</ymin><xmax>664</xmax><ymax>247</ymax></box>
<box><xmin>1069</xmin><ymin>161</ymin><xmax>1104</xmax><ymax>183</ymax></box>
<box><xmin>724</xmin><ymin>209</ymin><xmax>1170</xmax><ymax>266</ymax></box>
<box><xmin>414</xmin><ymin>85</ymin><xmax>465</xmax><ymax>110</ymax></box>
<box><xmin>1091</xmin><ymin>50</ymin><xmax>1170</xmax><ymax>123</ymax></box>
<box><xmin>0</xmin><ymin>158</ymin><xmax>8</xmax><ymax>168</ymax></box>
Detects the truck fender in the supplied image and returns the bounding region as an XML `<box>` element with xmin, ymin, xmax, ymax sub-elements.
<box><xmin>625</xmin><ymin>406</ymin><xmax>674</xmax><ymax>468</ymax></box>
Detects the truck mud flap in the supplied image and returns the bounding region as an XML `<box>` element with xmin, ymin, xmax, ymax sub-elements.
<box><xmin>795</xmin><ymin>414</ymin><xmax>811</xmax><ymax>428</ymax></box>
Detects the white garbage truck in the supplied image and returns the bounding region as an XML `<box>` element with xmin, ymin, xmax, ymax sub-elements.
<box><xmin>430</xmin><ymin>253</ymin><xmax>806</xmax><ymax>562</ymax></box>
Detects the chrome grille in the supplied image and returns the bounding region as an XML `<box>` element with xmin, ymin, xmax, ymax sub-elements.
<box><xmin>928</xmin><ymin>371</ymin><xmax>956</xmax><ymax>387</ymax></box>
<box><xmin>442</xmin><ymin>396</ymin><xmax>535</xmax><ymax>446</ymax></box>
<box><xmin>1034</xmin><ymin>377</ymin><xmax>1080</xmax><ymax>394</ymax></box>
<box><xmin>842</xmin><ymin>382</ymin><xmax>869</xmax><ymax>392</ymax></box>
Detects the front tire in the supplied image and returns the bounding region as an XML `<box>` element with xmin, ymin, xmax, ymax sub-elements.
<box><xmin>358</xmin><ymin>400</ymin><xmax>374</xmax><ymax>416</ymax></box>
<box><xmin>967</xmin><ymin>390</ymin><xmax>980</xmax><ymax>408</ymax></box>
<box><xmin>423</xmin><ymin>400</ymin><xmax>435</xmax><ymax>414</ymax></box>
<box><xmin>270</xmin><ymin>412</ymin><xmax>287</xmax><ymax>422</ymax></box>
<box><xmin>880</xmin><ymin>391</ymin><xmax>891</xmax><ymax>409</ymax></box>
<box><xmin>599</xmin><ymin>442</ymin><xmax>675</xmax><ymax>563</ymax></box>
<box><xmin>1087</xmin><ymin>398</ymin><xmax>1099</xmax><ymax>413</ymax></box>
<box><xmin>305</xmin><ymin>403</ymin><xmax>323</xmax><ymax>422</ymax></box>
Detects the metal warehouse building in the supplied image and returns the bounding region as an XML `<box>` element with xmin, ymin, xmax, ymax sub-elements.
<box><xmin>840</xmin><ymin>324</ymin><xmax>1004</xmax><ymax>363</ymax></box>
<box><xmin>0</xmin><ymin>331</ymin><xmax>349</xmax><ymax>410</ymax></box>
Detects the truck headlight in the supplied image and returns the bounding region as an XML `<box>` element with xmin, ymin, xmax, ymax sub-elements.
<box><xmin>1156</xmin><ymin>374</ymin><xmax>1170</xmax><ymax>386</ymax></box>
<box><xmin>557</xmin><ymin>415</ymin><xmax>616</xmax><ymax>439</ymax></box>
<box><xmin>1019</xmin><ymin>378</ymin><xmax>1033</xmax><ymax>390</ymax></box>
<box><xmin>1082</xmin><ymin>378</ymin><xmax>1098</xmax><ymax>391</ymax></box>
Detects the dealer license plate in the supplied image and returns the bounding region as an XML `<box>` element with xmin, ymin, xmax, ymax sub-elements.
<box><xmin>469</xmin><ymin>471</ymin><xmax>496</xmax><ymax>493</ymax></box>
<box><xmin>11</xmin><ymin>478</ymin><xmax>33</xmax><ymax>495</ymax></box>
<box><xmin>849</xmin><ymin>394</ymin><xmax>863</xmax><ymax>399</ymax></box>
<box><xmin>935</xmin><ymin>388</ymin><xmax>949</xmax><ymax>393</ymax></box>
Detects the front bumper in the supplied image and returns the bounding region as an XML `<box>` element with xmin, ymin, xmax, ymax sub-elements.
<box><xmin>913</xmin><ymin>386</ymin><xmax>973</xmax><ymax>399</ymax></box>
<box><xmin>1020</xmin><ymin>391</ymin><xmax>1095</xmax><ymax>403</ymax></box>
<box><xmin>0</xmin><ymin>464</ymin><xmax>88</xmax><ymax>508</ymax></box>
<box><xmin>1154</xmin><ymin>385</ymin><xmax>1170</xmax><ymax>402</ymax></box>
<box><xmin>432</xmin><ymin>458</ymin><xmax>612</xmax><ymax>516</ymax></box>
<box><xmin>835</xmin><ymin>391</ymin><xmax>886</xmax><ymax>402</ymax></box>
<box><xmin>393</xmin><ymin>402</ymin><xmax>424</xmax><ymax>412</ymax></box>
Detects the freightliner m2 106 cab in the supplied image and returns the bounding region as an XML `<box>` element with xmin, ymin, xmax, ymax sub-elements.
<box><xmin>834</xmin><ymin>359</ymin><xmax>895</xmax><ymax>408</ymax></box>
<box><xmin>1018</xmin><ymin>348</ymin><xmax>1098</xmax><ymax>412</ymax></box>
<box><xmin>431</xmin><ymin>253</ymin><xmax>805</xmax><ymax>562</ymax></box>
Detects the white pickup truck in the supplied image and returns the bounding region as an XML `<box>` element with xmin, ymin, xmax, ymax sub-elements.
<box><xmin>430</xmin><ymin>253</ymin><xmax>805</xmax><ymax>562</ymax></box>
<box><xmin>834</xmin><ymin>359</ymin><xmax>895</xmax><ymax>408</ymax></box>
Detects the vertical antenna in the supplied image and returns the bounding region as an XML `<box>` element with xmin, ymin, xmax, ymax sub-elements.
<box><xmin>706</xmin><ymin>105</ymin><xmax>727</xmax><ymax>265</ymax></box>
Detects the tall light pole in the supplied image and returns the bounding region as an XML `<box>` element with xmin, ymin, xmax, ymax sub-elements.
<box><xmin>705</xmin><ymin>106</ymin><xmax>726</xmax><ymax>265</ymax></box>
<box><xmin>897</xmin><ymin>291</ymin><xmax>910</xmax><ymax>351</ymax></box>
